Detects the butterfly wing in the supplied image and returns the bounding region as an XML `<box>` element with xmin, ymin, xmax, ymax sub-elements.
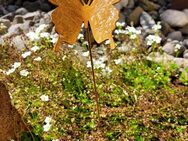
<box><xmin>50</xmin><ymin>0</ymin><xmax>83</xmax><ymax>51</ymax></box>
<box><xmin>89</xmin><ymin>0</ymin><xmax>120</xmax><ymax>49</ymax></box>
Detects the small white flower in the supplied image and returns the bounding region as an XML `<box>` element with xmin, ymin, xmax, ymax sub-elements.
<box><xmin>68</xmin><ymin>45</ymin><xmax>74</xmax><ymax>48</ymax></box>
<box><xmin>44</xmin><ymin>116</ymin><xmax>52</xmax><ymax>124</ymax></box>
<box><xmin>86</xmin><ymin>61</ymin><xmax>92</xmax><ymax>68</ymax></box>
<box><xmin>31</xmin><ymin>46</ymin><xmax>40</xmax><ymax>52</ymax></box>
<box><xmin>174</xmin><ymin>44</ymin><xmax>181</xmax><ymax>52</ymax></box>
<box><xmin>26</xmin><ymin>32</ymin><xmax>40</xmax><ymax>41</ymax></box>
<box><xmin>50</xmin><ymin>34</ymin><xmax>58</xmax><ymax>43</ymax></box>
<box><xmin>34</xmin><ymin>57</ymin><xmax>42</xmax><ymax>61</ymax></box>
<box><xmin>62</xmin><ymin>56</ymin><xmax>67</xmax><ymax>61</ymax></box>
<box><xmin>82</xmin><ymin>41</ymin><xmax>88</xmax><ymax>46</ymax></box>
<box><xmin>12</xmin><ymin>62</ymin><xmax>21</xmax><ymax>69</ymax></box>
<box><xmin>114</xmin><ymin>58</ymin><xmax>123</xmax><ymax>65</ymax></box>
<box><xmin>20</xmin><ymin>70</ymin><xmax>29</xmax><ymax>77</ymax></box>
<box><xmin>78</xmin><ymin>33</ymin><xmax>84</xmax><ymax>40</ymax></box>
<box><xmin>52</xmin><ymin>139</ymin><xmax>59</xmax><ymax>141</ymax></box>
<box><xmin>21</xmin><ymin>51</ymin><xmax>32</xmax><ymax>59</ymax></box>
<box><xmin>152</xmin><ymin>22</ymin><xmax>162</xmax><ymax>31</ymax></box>
<box><xmin>5</xmin><ymin>68</ymin><xmax>16</xmax><ymax>75</ymax></box>
<box><xmin>130</xmin><ymin>34</ymin><xmax>137</xmax><ymax>39</ymax></box>
<box><xmin>102</xmin><ymin>67</ymin><xmax>112</xmax><ymax>75</ymax></box>
<box><xmin>36</xmin><ymin>24</ymin><xmax>48</xmax><ymax>34</ymax></box>
<box><xmin>43</xmin><ymin>123</ymin><xmax>51</xmax><ymax>132</ymax></box>
<box><xmin>82</xmin><ymin>51</ymin><xmax>89</xmax><ymax>57</ymax></box>
<box><xmin>105</xmin><ymin>40</ymin><xmax>110</xmax><ymax>45</ymax></box>
<box><xmin>146</xmin><ymin>35</ymin><xmax>161</xmax><ymax>46</ymax></box>
<box><xmin>116</xmin><ymin>22</ymin><xmax>126</xmax><ymax>27</ymax></box>
<box><xmin>40</xmin><ymin>95</ymin><xmax>49</xmax><ymax>102</ymax></box>
<box><xmin>40</xmin><ymin>32</ymin><xmax>50</xmax><ymax>38</ymax></box>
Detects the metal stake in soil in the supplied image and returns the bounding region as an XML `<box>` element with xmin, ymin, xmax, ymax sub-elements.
<box><xmin>86</xmin><ymin>26</ymin><xmax>100</xmax><ymax>118</ymax></box>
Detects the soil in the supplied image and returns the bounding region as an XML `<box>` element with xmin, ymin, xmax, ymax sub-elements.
<box><xmin>0</xmin><ymin>82</ymin><xmax>27</xmax><ymax>141</ymax></box>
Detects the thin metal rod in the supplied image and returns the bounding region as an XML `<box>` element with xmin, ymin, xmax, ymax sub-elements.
<box><xmin>86</xmin><ymin>26</ymin><xmax>100</xmax><ymax>118</ymax></box>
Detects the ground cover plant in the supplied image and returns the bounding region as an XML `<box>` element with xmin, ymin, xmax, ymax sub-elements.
<box><xmin>0</xmin><ymin>24</ymin><xmax>188</xmax><ymax>140</ymax></box>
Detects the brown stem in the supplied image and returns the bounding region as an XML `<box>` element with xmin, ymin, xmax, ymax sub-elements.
<box><xmin>86</xmin><ymin>26</ymin><xmax>100</xmax><ymax>118</ymax></box>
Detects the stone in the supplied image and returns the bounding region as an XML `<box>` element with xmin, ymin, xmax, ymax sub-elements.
<box><xmin>115</xmin><ymin>0</ymin><xmax>129</xmax><ymax>10</ymax></box>
<box><xmin>161</xmin><ymin>21</ymin><xmax>174</xmax><ymax>35</ymax></box>
<box><xmin>128</xmin><ymin>7</ymin><xmax>144</xmax><ymax>26</ymax></box>
<box><xmin>15</xmin><ymin>7</ymin><xmax>28</xmax><ymax>15</ymax></box>
<box><xmin>11</xmin><ymin>35</ymin><xmax>26</xmax><ymax>50</ymax></box>
<box><xmin>184</xmin><ymin>9</ymin><xmax>188</xmax><ymax>17</ymax></box>
<box><xmin>139</xmin><ymin>0</ymin><xmax>160</xmax><ymax>11</ymax></box>
<box><xmin>7</xmin><ymin>5</ymin><xmax>18</xmax><ymax>12</ymax></box>
<box><xmin>162</xmin><ymin>41</ymin><xmax>185</xmax><ymax>56</ymax></box>
<box><xmin>23</xmin><ymin>11</ymin><xmax>41</xmax><ymax>21</ymax></box>
<box><xmin>140</xmin><ymin>11</ymin><xmax>156</xmax><ymax>32</ymax></box>
<box><xmin>40</xmin><ymin>2</ymin><xmax>51</xmax><ymax>12</ymax></box>
<box><xmin>23</xmin><ymin>0</ymin><xmax>41</xmax><ymax>12</ymax></box>
<box><xmin>183</xmin><ymin>50</ymin><xmax>188</xmax><ymax>58</ymax></box>
<box><xmin>1</xmin><ymin>13</ymin><xmax>14</xmax><ymax>21</ymax></box>
<box><xmin>167</xmin><ymin>31</ymin><xmax>183</xmax><ymax>41</ymax></box>
<box><xmin>147</xmin><ymin>52</ymin><xmax>188</xmax><ymax>70</ymax></box>
<box><xmin>171</xmin><ymin>0</ymin><xmax>188</xmax><ymax>10</ymax></box>
<box><xmin>127</xmin><ymin>0</ymin><xmax>135</xmax><ymax>8</ymax></box>
<box><xmin>0</xmin><ymin>19</ymin><xmax>11</xmax><ymax>28</ymax></box>
<box><xmin>7</xmin><ymin>24</ymin><xmax>23</xmax><ymax>36</ymax></box>
<box><xmin>179</xmin><ymin>25</ymin><xmax>188</xmax><ymax>35</ymax></box>
<box><xmin>183</xmin><ymin>39</ymin><xmax>188</xmax><ymax>49</ymax></box>
<box><xmin>161</xmin><ymin>10</ymin><xmax>188</xmax><ymax>27</ymax></box>
<box><xmin>13</xmin><ymin>15</ymin><xmax>24</xmax><ymax>24</ymax></box>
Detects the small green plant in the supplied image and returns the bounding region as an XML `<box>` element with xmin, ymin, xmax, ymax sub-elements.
<box><xmin>121</xmin><ymin>60</ymin><xmax>171</xmax><ymax>92</ymax></box>
<box><xmin>179</xmin><ymin>68</ymin><xmax>188</xmax><ymax>85</ymax></box>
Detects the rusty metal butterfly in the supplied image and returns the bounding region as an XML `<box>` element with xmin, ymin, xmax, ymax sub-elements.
<box><xmin>49</xmin><ymin>0</ymin><xmax>120</xmax><ymax>51</ymax></box>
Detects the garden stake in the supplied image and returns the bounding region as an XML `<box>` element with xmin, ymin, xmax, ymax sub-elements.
<box><xmin>86</xmin><ymin>26</ymin><xmax>100</xmax><ymax>118</ymax></box>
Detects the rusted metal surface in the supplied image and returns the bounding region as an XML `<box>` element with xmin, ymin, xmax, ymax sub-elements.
<box><xmin>49</xmin><ymin>0</ymin><xmax>120</xmax><ymax>51</ymax></box>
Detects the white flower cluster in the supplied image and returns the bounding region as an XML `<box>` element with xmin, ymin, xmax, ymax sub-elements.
<box><xmin>145</xmin><ymin>35</ymin><xmax>162</xmax><ymax>46</ymax></box>
<box><xmin>174</xmin><ymin>44</ymin><xmax>181</xmax><ymax>52</ymax></box>
<box><xmin>43</xmin><ymin>116</ymin><xmax>52</xmax><ymax>132</ymax></box>
<box><xmin>4</xmin><ymin>62</ymin><xmax>21</xmax><ymax>75</ymax></box>
<box><xmin>87</xmin><ymin>56</ymin><xmax>112</xmax><ymax>75</ymax></box>
<box><xmin>20</xmin><ymin>69</ymin><xmax>29</xmax><ymax>77</ymax></box>
<box><xmin>125</xmin><ymin>26</ymin><xmax>141</xmax><ymax>39</ymax></box>
<box><xmin>40</xmin><ymin>95</ymin><xmax>49</xmax><ymax>102</ymax></box>
<box><xmin>152</xmin><ymin>22</ymin><xmax>162</xmax><ymax>31</ymax></box>
<box><xmin>26</xmin><ymin>24</ymin><xmax>49</xmax><ymax>41</ymax></box>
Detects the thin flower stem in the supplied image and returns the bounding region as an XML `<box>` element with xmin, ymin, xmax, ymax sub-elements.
<box><xmin>86</xmin><ymin>26</ymin><xmax>100</xmax><ymax>118</ymax></box>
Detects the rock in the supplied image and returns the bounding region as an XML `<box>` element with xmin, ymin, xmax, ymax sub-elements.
<box><xmin>183</xmin><ymin>39</ymin><xmax>188</xmax><ymax>48</ymax></box>
<box><xmin>23</xmin><ymin>11</ymin><xmax>41</xmax><ymax>21</ymax></box>
<box><xmin>15</xmin><ymin>7</ymin><xmax>28</xmax><ymax>15</ymax></box>
<box><xmin>115</xmin><ymin>0</ymin><xmax>129</xmax><ymax>10</ymax></box>
<box><xmin>171</xmin><ymin>0</ymin><xmax>188</xmax><ymax>10</ymax></box>
<box><xmin>39</xmin><ymin>13</ymin><xmax>51</xmax><ymax>24</ymax></box>
<box><xmin>149</xmin><ymin>11</ymin><xmax>158</xmax><ymax>20</ymax></box>
<box><xmin>139</xmin><ymin>0</ymin><xmax>160</xmax><ymax>11</ymax></box>
<box><xmin>128</xmin><ymin>6</ymin><xmax>144</xmax><ymax>26</ymax></box>
<box><xmin>161</xmin><ymin>21</ymin><xmax>174</xmax><ymax>35</ymax></box>
<box><xmin>140</xmin><ymin>11</ymin><xmax>156</xmax><ymax>32</ymax></box>
<box><xmin>147</xmin><ymin>52</ymin><xmax>188</xmax><ymax>69</ymax></box>
<box><xmin>127</xmin><ymin>0</ymin><xmax>135</xmax><ymax>9</ymax></box>
<box><xmin>167</xmin><ymin>31</ymin><xmax>183</xmax><ymax>41</ymax></box>
<box><xmin>1</xmin><ymin>13</ymin><xmax>14</xmax><ymax>21</ymax></box>
<box><xmin>6</xmin><ymin>24</ymin><xmax>23</xmax><ymax>36</ymax></box>
<box><xmin>179</xmin><ymin>25</ymin><xmax>188</xmax><ymax>35</ymax></box>
<box><xmin>11</xmin><ymin>35</ymin><xmax>26</xmax><ymax>50</ymax></box>
<box><xmin>0</xmin><ymin>19</ymin><xmax>11</xmax><ymax>28</ymax></box>
<box><xmin>23</xmin><ymin>0</ymin><xmax>41</xmax><ymax>12</ymax></box>
<box><xmin>0</xmin><ymin>5</ymin><xmax>8</xmax><ymax>15</ymax></box>
<box><xmin>7</xmin><ymin>5</ymin><xmax>18</xmax><ymax>12</ymax></box>
<box><xmin>184</xmin><ymin>9</ymin><xmax>188</xmax><ymax>17</ymax></box>
<box><xmin>13</xmin><ymin>15</ymin><xmax>24</xmax><ymax>24</ymax></box>
<box><xmin>40</xmin><ymin>2</ymin><xmax>51</xmax><ymax>12</ymax></box>
<box><xmin>162</xmin><ymin>41</ymin><xmax>185</xmax><ymax>56</ymax></box>
<box><xmin>183</xmin><ymin>50</ymin><xmax>188</xmax><ymax>58</ymax></box>
<box><xmin>161</xmin><ymin>10</ymin><xmax>188</xmax><ymax>27</ymax></box>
